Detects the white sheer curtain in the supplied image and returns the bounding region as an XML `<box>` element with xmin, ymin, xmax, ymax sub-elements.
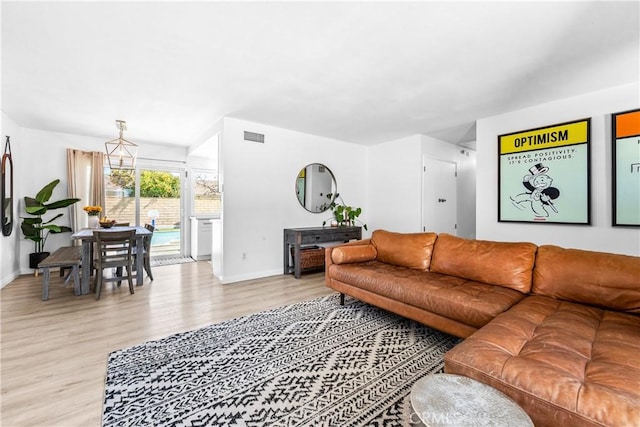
<box><xmin>67</xmin><ymin>149</ymin><xmax>105</xmax><ymax>232</ymax></box>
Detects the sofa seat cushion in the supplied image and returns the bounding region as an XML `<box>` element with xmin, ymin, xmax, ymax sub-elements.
<box><xmin>444</xmin><ymin>296</ymin><xmax>640</xmax><ymax>427</ymax></box>
<box><xmin>328</xmin><ymin>261</ymin><xmax>525</xmax><ymax>328</ymax></box>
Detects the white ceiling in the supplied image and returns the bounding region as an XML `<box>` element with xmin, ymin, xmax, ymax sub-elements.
<box><xmin>2</xmin><ymin>1</ymin><xmax>639</xmax><ymax>148</ymax></box>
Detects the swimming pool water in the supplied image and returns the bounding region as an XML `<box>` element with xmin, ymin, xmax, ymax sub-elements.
<box><xmin>152</xmin><ymin>230</ymin><xmax>181</xmax><ymax>245</ymax></box>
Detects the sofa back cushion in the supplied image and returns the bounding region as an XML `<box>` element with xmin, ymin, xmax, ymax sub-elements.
<box><xmin>370</xmin><ymin>230</ymin><xmax>437</xmax><ymax>271</ymax></box>
<box><xmin>533</xmin><ymin>245</ymin><xmax>640</xmax><ymax>314</ymax></box>
<box><xmin>430</xmin><ymin>234</ymin><xmax>537</xmax><ymax>293</ymax></box>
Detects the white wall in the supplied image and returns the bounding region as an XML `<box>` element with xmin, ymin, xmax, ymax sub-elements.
<box><xmin>3</xmin><ymin>122</ymin><xmax>189</xmax><ymax>278</ymax></box>
<box><xmin>457</xmin><ymin>148</ymin><xmax>476</xmax><ymax>239</ymax></box>
<box><xmin>476</xmin><ymin>82</ymin><xmax>640</xmax><ymax>256</ymax></box>
<box><xmin>219</xmin><ymin>117</ymin><xmax>368</xmax><ymax>283</ymax></box>
<box><xmin>1</xmin><ymin>112</ymin><xmax>23</xmax><ymax>287</ymax></box>
<box><xmin>368</xmin><ymin>135</ymin><xmax>422</xmax><ymax>232</ymax></box>
<box><xmin>187</xmin><ymin>119</ymin><xmax>221</xmax><ymax>167</ymax></box>
<box><xmin>421</xmin><ymin>135</ymin><xmax>477</xmax><ymax>239</ymax></box>
<box><xmin>367</xmin><ymin>134</ymin><xmax>477</xmax><ymax>238</ymax></box>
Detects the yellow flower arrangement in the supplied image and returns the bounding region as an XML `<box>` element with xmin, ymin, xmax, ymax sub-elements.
<box><xmin>83</xmin><ymin>206</ymin><xmax>102</xmax><ymax>216</ymax></box>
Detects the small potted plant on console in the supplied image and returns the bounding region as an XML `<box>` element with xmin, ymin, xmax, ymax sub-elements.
<box><xmin>322</xmin><ymin>193</ymin><xmax>367</xmax><ymax>230</ymax></box>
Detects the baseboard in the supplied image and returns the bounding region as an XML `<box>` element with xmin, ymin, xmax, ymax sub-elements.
<box><xmin>221</xmin><ymin>268</ymin><xmax>283</xmax><ymax>284</ymax></box>
<box><xmin>1</xmin><ymin>271</ymin><xmax>20</xmax><ymax>288</ymax></box>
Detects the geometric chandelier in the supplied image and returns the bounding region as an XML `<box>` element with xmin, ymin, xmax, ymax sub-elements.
<box><xmin>105</xmin><ymin>119</ymin><xmax>138</xmax><ymax>170</ymax></box>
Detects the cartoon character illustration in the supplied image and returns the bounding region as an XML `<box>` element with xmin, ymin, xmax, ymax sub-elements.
<box><xmin>510</xmin><ymin>163</ymin><xmax>560</xmax><ymax>218</ymax></box>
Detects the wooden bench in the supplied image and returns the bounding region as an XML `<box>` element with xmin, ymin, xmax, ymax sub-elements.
<box><xmin>38</xmin><ymin>246</ymin><xmax>82</xmax><ymax>301</ymax></box>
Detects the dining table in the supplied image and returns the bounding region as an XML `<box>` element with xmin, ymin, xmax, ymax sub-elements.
<box><xmin>71</xmin><ymin>225</ymin><xmax>152</xmax><ymax>295</ymax></box>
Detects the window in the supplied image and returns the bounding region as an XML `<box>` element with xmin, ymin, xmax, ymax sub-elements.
<box><xmin>192</xmin><ymin>170</ymin><xmax>220</xmax><ymax>216</ymax></box>
<box><xmin>104</xmin><ymin>166</ymin><xmax>136</xmax><ymax>224</ymax></box>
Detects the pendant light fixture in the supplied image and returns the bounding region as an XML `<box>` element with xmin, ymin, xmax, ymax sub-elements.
<box><xmin>105</xmin><ymin>120</ymin><xmax>138</xmax><ymax>170</ymax></box>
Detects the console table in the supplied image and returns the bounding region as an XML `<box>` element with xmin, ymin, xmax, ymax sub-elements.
<box><xmin>283</xmin><ymin>226</ymin><xmax>362</xmax><ymax>279</ymax></box>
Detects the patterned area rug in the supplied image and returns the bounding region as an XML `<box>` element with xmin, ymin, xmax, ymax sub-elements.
<box><xmin>102</xmin><ymin>295</ymin><xmax>461</xmax><ymax>426</ymax></box>
<box><xmin>150</xmin><ymin>256</ymin><xmax>196</xmax><ymax>267</ymax></box>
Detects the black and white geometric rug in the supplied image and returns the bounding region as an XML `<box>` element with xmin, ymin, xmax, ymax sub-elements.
<box><xmin>102</xmin><ymin>295</ymin><xmax>460</xmax><ymax>426</ymax></box>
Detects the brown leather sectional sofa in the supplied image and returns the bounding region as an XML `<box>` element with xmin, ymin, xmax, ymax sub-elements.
<box><xmin>325</xmin><ymin>230</ymin><xmax>640</xmax><ymax>427</ymax></box>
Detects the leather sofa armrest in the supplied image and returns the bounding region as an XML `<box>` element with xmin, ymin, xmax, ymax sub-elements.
<box><xmin>331</xmin><ymin>244</ymin><xmax>377</xmax><ymax>264</ymax></box>
<box><xmin>325</xmin><ymin>239</ymin><xmax>373</xmax><ymax>290</ymax></box>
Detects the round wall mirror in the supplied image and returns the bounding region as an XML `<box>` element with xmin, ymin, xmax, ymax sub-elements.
<box><xmin>295</xmin><ymin>163</ymin><xmax>337</xmax><ymax>213</ymax></box>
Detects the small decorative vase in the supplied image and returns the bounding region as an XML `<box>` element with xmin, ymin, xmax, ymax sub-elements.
<box><xmin>88</xmin><ymin>215</ymin><xmax>100</xmax><ymax>228</ymax></box>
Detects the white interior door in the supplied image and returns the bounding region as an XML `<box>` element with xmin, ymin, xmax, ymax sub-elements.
<box><xmin>423</xmin><ymin>157</ymin><xmax>457</xmax><ymax>235</ymax></box>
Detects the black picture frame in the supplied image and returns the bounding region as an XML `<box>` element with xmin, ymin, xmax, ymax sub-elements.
<box><xmin>498</xmin><ymin>118</ymin><xmax>591</xmax><ymax>225</ymax></box>
<box><xmin>612</xmin><ymin>108</ymin><xmax>640</xmax><ymax>227</ymax></box>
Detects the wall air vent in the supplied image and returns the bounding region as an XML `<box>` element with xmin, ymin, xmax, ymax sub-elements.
<box><xmin>244</xmin><ymin>131</ymin><xmax>265</xmax><ymax>143</ymax></box>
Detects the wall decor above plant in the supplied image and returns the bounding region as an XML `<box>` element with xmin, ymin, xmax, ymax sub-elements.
<box><xmin>295</xmin><ymin>163</ymin><xmax>337</xmax><ymax>213</ymax></box>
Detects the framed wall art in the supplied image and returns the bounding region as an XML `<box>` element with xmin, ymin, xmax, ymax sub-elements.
<box><xmin>612</xmin><ymin>108</ymin><xmax>640</xmax><ymax>227</ymax></box>
<box><xmin>498</xmin><ymin>118</ymin><xmax>591</xmax><ymax>224</ymax></box>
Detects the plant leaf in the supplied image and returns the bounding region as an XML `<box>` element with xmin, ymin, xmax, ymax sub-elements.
<box><xmin>42</xmin><ymin>224</ymin><xmax>72</xmax><ymax>234</ymax></box>
<box><xmin>45</xmin><ymin>198</ymin><xmax>81</xmax><ymax>210</ymax></box>
<box><xmin>21</xmin><ymin>222</ymin><xmax>39</xmax><ymax>239</ymax></box>
<box><xmin>24</xmin><ymin>197</ymin><xmax>46</xmax><ymax>216</ymax></box>
<box><xmin>35</xmin><ymin>179</ymin><xmax>60</xmax><ymax>204</ymax></box>
<box><xmin>42</xmin><ymin>213</ymin><xmax>64</xmax><ymax>225</ymax></box>
<box><xmin>22</xmin><ymin>217</ymin><xmax>42</xmax><ymax>225</ymax></box>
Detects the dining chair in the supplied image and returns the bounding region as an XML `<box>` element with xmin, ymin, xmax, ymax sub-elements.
<box><xmin>93</xmin><ymin>229</ymin><xmax>136</xmax><ymax>300</ymax></box>
<box><xmin>141</xmin><ymin>223</ymin><xmax>155</xmax><ymax>281</ymax></box>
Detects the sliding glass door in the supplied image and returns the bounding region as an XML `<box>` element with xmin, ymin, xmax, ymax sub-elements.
<box><xmin>137</xmin><ymin>167</ymin><xmax>184</xmax><ymax>258</ymax></box>
<box><xmin>104</xmin><ymin>164</ymin><xmax>185</xmax><ymax>259</ymax></box>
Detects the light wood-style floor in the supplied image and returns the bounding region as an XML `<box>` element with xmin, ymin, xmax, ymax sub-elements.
<box><xmin>1</xmin><ymin>262</ymin><xmax>333</xmax><ymax>426</ymax></box>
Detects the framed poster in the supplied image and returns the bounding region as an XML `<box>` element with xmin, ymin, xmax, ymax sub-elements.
<box><xmin>612</xmin><ymin>108</ymin><xmax>640</xmax><ymax>227</ymax></box>
<box><xmin>498</xmin><ymin>118</ymin><xmax>591</xmax><ymax>224</ymax></box>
